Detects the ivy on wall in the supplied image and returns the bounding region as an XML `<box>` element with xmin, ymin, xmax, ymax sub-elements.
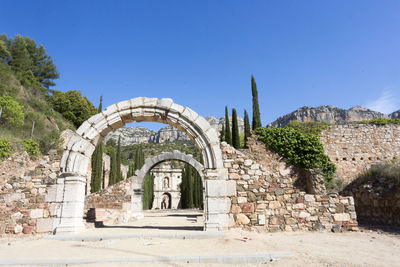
<box><xmin>255</xmin><ymin>127</ymin><xmax>336</xmax><ymax>184</ymax></box>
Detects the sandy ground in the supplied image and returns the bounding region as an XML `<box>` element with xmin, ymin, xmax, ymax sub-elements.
<box><xmin>0</xmin><ymin>210</ymin><xmax>399</xmax><ymax>266</ymax></box>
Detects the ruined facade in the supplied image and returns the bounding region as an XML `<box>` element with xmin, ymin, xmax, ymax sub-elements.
<box><xmin>151</xmin><ymin>162</ymin><xmax>182</xmax><ymax>210</ymax></box>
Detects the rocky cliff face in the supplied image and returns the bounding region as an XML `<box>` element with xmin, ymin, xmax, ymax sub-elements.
<box><xmin>389</xmin><ymin>110</ymin><xmax>400</xmax><ymax>119</ymax></box>
<box><xmin>105</xmin><ymin>116</ymin><xmax>244</xmax><ymax>146</ymax></box>
<box><xmin>104</xmin><ymin>127</ymin><xmax>156</xmax><ymax>147</ymax></box>
<box><xmin>268</xmin><ymin>105</ymin><xmax>387</xmax><ymax>127</ymax></box>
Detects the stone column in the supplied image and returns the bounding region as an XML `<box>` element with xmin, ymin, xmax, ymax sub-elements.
<box><xmin>55</xmin><ymin>175</ymin><xmax>86</xmax><ymax>234</ymax></box>
<box><xmin>203</xmin><ymin>169</ymin><xmax>231</xmax><ymax>231</ymax></box>
<box><xmin>131</xmin><ymin>179</ymin><xmax>144</xmax><ymax>219</ymax></box>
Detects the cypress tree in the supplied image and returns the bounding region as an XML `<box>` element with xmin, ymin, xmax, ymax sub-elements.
<box><xmin>90</xmin><ymin>144</ymin><xmax>102</xmax><ymax>193</ymax></box>
<box><xmin>116</xmin><ymin>136</ymin><xmax>122</xmax><ymax>182</ymax></box>
<box><xmin>251</xmin><ymin>75</ymin><xmax>262</xmax><ymax>130</ymax></box>
<box><xmin>109</xmin><ymin>148</ymin><xmax>117</xmax><ymax>186</ymax></box>
<box><xmin>98</xmin><ymin>95</ymin><xmax>103</xmax><ymax>113</ymax></box>
<box><xmin>180</xmin><ymin>166</ymin><xmax>187</xmax><ymax>208</ymax></box>
<box><xmin>224</xmin><ymin>106</ymin><xmax>232</xmax><ymax>145</ymax></box>
<box><xmin>244</xmin><ymin>109</ymin><xmax>251</xmax><ymax>148</ymax></box>
<box><xmin>220</xmin><ymin>124</ymin><xmax>225</xmax><ymax>142</ymax></box>
<box><xmin>90</xmin><ymin>97</ymin><xmax>104</xmax><ymax>192</ymax></box>
<box><xmin>187</xmin><ymin>165</ymin><xmax>194</xmax><ymax>208</ymax></box>
<box><xmin>231</xmin><ymin>108</ymin><xmax>240</xmax><ymax>149</ymax></box>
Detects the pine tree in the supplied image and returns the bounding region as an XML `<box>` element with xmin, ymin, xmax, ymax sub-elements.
<box><xmin>116</xmin><ymin>136</ymin><xmax>122</xmax><ymax>182</ymax></box>
<box><xmin>9</xmin><ymin>35</ymin><xmax>32</xmax><ymax>73</ymax></box>
<box><xmin>224</xmin><ymin>106</ymin><xmax>232</xmax><ymax>145</ymax></box>
<box><xmin>231</xmin><ymin>108</ymin><xmax>240</xmax><ymax>148</ymax></box>
<box><xmin>251</xmin><ymin>75</ymin><xmax>262</xmax><ymax>130</ymax></box>
<box><xmin>244</xmin><ymin>109</ymin><xmax>251</xmax><ymax>148</ymax></box>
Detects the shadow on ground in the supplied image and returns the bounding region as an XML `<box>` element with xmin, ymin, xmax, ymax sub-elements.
<box><xmin>95</xmin><ymin>225</ymin><xmax>204</xmax><ymax>231</ymax></box>
<box><xmin>358</xmin><ymin>220</ymin><xmax>400</xmax><ymax>235</ymax></box>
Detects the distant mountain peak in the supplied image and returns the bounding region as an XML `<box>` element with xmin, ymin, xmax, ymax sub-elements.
<box><xmin>268</xmin><ymin>105</ymin><xmax>387</xmax><ymax>128</ymax></box>
<box><xmin>105</xmin><ymin>116</ymin><xmax>244</xmax><ymax>146</ymax></box>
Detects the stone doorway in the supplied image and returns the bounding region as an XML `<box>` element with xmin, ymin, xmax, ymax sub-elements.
<box><xmin>161</xmin><ymin>192</ymin><xmax>171</xmax><ymax>209</ymax></box>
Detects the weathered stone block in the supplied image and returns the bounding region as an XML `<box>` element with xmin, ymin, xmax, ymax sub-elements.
<box><xmin>36</xmin><ymin>218</ymin><xmax>54</xmax><ymax>233</ymax></box>
<box><xmin>333</xmin><ymin>213</ymin><xmax>350</xmax><ymax>222</ymax></box>
<box><xmin>30</xmin><ymin>209</ymin><xmax>44</xmax><ymax>219</ymax></box>
<box><xmin>269</xmin><ymin>201</ymin><xmax>281</xmax><ymax>209</ymax></box>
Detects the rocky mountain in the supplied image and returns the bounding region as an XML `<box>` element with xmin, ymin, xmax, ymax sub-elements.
<box><xmin>389</xmin><ymin>110</ymin><xmax>400</xmax><ymax>119</ymax></box>
<box><xmin>105</xmin><ymin>116</ymin><xmax>244</xmax><ymax>146</ymax></box>
<box><xmin>268</xmin><ymin>105</ymin><xmax>387</xmax><ymax>128</ymax></box>
<box><xmin>104</xmin><ymin>127</ymin><xmax>156</xmax><ymax>147</ymax></box>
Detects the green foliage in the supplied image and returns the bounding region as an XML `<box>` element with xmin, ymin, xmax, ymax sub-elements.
<box><xmin>251</xmin><ymin>75</ymin><xmax>261</xmax><ymax>130</ymax></box>
<box><xmin>358</xmin><ymin>159</ymin><xmax>400</xmax><ymax>183</ymax></box>
<box><xmin>90</xmin><ymin>143</ymin><xmax>103</xmax><ymax>193</ymax></box>
<box><xmin>231</xmin><ymin>108</ymin><xmax>240</xmax><ymax>148</ymax></box>
<box><xmin>255</xmin><ymin>127</ymin><xmax>336</xmax><ymax>184</ymax></box>
<box><xmin>133</xmin><ymin>146</ymin><xmax>145</xmax><ymax>171</ymax></box>
<box><xmin>109</xmin><ymin>148</ymin><xmax>117</xmax><ymax>186</ymax></box>
<box><xmin>0</xmin><ymin>138</ymin><xmax>12</xmax><ymax>161</ymax></box>
<box><xmin>49</xmin><ymin>90</ymin><xmax>97</xmax><ymax>128</ymax></box>
<box><xmin>22</xmin><ymin>138</ymin><xmax>40</xmax><ymax>157</ymax></box>
<box><xmin>116</xmin><ymin>136</ymin><xmax>122</xmax><ymax>182</ymax></box>
<box><xmin>224</xmin><ymin>106</ymin><xmax>232</xmax><ymax>145</ymax></box>
<box><xmin>286</xmin><ymin>121</ymin><xmax>331</xmax><ymax>136</ymax></box>
<box><xmin>39</xmin><ymin>130</ymin><xmax>62</xmax><ymax>154</ymax></box>
<box><xmin>122</xmin><ymin>141</ymin><xmax>202</xmax><ymax>165</ymax></box>
<box><xmin>359</xmin><ymin>118</ymin><xmax>400</xmax><ymax>125</ymax></box>
<box><xmin>244</xmin><ymin>109</ymin><xmax>251</xmax><ymax>147</ymax></box>
<box><xmin>143</xmin><ymin>173</ymin><xmax>155</xmax><ymax>209</ymax></box>
<box><xmin>2</xmin><ymin>34</ymin><xmax>59</xmax><ymax>88</ymax></box>
<box><xmin>180</xmin><ymin>163</ymin><xmax>203</xmax><ymax>209</ymax></box>
<box><xmin>0</xmin><ymin>95</ymin><xmax>24</xmax><ymax>126</ymax></box>
<box><xmin>0</xmin><ymin>39</ymin><xmax>10</xmax><ymax>63</ymax></box>
<box><xmin>220</xmin><ymin>124</ymin><xmax>225</xmax><ymax>142</ymax></box>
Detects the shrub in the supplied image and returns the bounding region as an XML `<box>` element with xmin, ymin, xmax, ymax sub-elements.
<box><xmin>0</xmin><ymin>95</ymin><xmax>24</xmax><ymax>126</ymax></box>
<box><xmin>359</xmin><ymin>118</ymin><xmax>400</xmax><ymax>125</ymax></box>
<box><xmin>286</xmin><ymin>120</ymin><xmax>331</xmax><ymax>135</ymax></box>
<box><xmin>358</xmin><ymin>160</ymin><xmax>400</xmax><ymax>183</ymax></box>
<box><xmin>22</xmin><ymin>138</ymin><xmax>40</xmax><ymax>157</ymax></box>
<box><xmin>0</xmin><ymin>138</ymin><xmax>12</xmax><ymax>161</ymax></box>
<box><xmin>39</xmin><ymin>130</ymin><xmax>63</xmax><ymax>154</ymax></box>
<box><xmin>255</xmin><ymin>127</ymin><xmax>336</xmax><ymax>184</ymax></box>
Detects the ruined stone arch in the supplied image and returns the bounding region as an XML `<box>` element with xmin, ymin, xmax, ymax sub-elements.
<box><xmin>130</xmin><ymin>151</ymin><xmax>206</xmax><ymax>217</ymax></box>
<box><xmin>54</xmin><ymin>97</ymin><xmax>231</xmax><ymax>233</ymax></box>
<box><xmin>134</xmin><ymin>150</ymin><xmax>205</xmax><ymax>184</ymax></box>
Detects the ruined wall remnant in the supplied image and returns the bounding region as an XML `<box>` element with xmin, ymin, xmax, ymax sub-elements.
<box><xmin>224</xmin><ymin>137</ymin><xmax>357</xmax><ymax>232</ymax></box>
<box><xmin>320</xmin><ymin>124</ymin><xmax>400</xmax><ymax>183</ymax></box>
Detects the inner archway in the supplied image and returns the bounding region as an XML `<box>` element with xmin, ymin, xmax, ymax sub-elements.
<box><xmin>55</xmin><ymin>97</ymin><xmax>230</xmax><ymax>233</ymax></box>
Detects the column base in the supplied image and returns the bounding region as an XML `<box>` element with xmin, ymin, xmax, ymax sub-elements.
<box><xmin>54</xmin><ymin>218</ymin><xmax>86</xmax><ymax>234</ymax></box>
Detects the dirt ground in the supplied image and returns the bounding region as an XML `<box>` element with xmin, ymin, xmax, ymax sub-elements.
<box><xmin>0</xmin><ymin>210</ymin><xmax>399</xmax><ymax>266</ymax></box>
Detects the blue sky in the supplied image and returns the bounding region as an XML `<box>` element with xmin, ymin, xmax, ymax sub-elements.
<box><xmin>2</xmin><ymin>0</ymin><xmax>400</xmax><ymax>130</ymax></box>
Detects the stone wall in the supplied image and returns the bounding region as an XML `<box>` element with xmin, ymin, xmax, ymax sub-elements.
<box><xmin>0</xmin><ymin>152</ymin><xmax>59</xmax><ymax>236</ymax></box>
<box><xmin>224</xmin><ymin>137</ymin><xmax>358</xmax><ymax>232</ymax></box>
<box><xmin>342</xmin><ymin>177</ymin><xmax>400</xmax><ymax>227</ymax></box>
<box><xmin>320</xmin><ymin>124</ymin><xmax>400</xmax><ymax>183</ymax></box>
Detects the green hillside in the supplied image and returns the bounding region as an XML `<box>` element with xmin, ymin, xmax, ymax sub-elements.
<box><xmin>0</xmin><ymin>34</ymin><xmax>97</xmax><ymax>159</ymax></box>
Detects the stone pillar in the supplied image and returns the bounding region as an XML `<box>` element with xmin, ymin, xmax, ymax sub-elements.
<box><xmin>131</xmin><ymin>179</ymin><xmax>144</xmax><ymax>219</ymax></box>
<box><xmin>203</xmin><ymin>169</ymin><xmax>231</xmax><ymax>231</ymax></box>
<box><xmin>55</xmin><ymin>176</ymin><xmax>86</xmax><ymax>234</ymax></box>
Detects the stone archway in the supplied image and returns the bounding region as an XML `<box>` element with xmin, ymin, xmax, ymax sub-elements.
<box><xmin>130</xmin><ymin>150</ymin><xmax>205</xmax><ymax>217</ymax></box>
<box><xmin>54</xmin><ymin>97</ymin><xmax>231</xmax><ymax>233</ymax></box>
